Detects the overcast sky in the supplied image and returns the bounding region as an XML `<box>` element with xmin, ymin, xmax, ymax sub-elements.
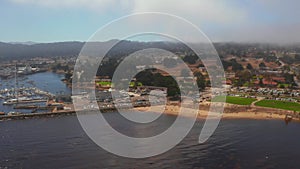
<box><xmin>1</xmin><ymin>0</ymin><xmax>300</xmax><ymax>43</ymax></box>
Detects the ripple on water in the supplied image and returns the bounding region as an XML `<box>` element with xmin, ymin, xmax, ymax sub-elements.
<box><xmin>0</xmin><ymin>115</ymin><xmax>299</xmax><ymax>168</ymax></box>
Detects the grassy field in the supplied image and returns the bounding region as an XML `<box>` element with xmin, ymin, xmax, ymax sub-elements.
<box><xmin>97</xmin><ymin>81</ymin><xmax>142</xmax><ymax>87</ymax></box>
<box><xmin>212</xmin><ymin>96</ymin><xmax>257</xmax><ymax>105</ymax></box>
<box><xmin>96</xmin><ymin>81</ymin><xmax>112</xmax><ymax>86</ymax></box>
<box><xmin>129</xmin><ymin>82</ymin><xmax>143</xmax><ymax>87</ymax></box>
<box><xmin>255</xmin><ymin>100</ymin><xmax>300</xmax><ymax>111</ymax></box>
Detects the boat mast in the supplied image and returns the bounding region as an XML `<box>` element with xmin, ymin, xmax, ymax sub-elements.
<box><xmin>15</xmin><ymin>64</ymin><xmax>18</xmax><ymax>103</ymax></box>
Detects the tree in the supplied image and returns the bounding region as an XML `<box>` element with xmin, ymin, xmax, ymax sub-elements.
<box><xmin>259</xmin><ymin>62</ymin><xmax>266</xmax><ymax>68</ymax></box>
<box><xmin>279</xmin><ymin>84</ymin><xmax>285</xmax><ymax>88</ymax></box>
<box><xmin>230</xmin><ymin>59</ymin><xmax>244</xmax><ymax>71</ymax></box>
<box><xmin>232</xmin><ymin>62</ymin><xmax>244</xmax><ymax>71</ymax></box>
<box><xmin>259</xmin><ymin>78</ymin><xmax>264</xmax><ymax>87</ymax></box>
<box><xmin>183</xmin><ymin>54</ymin><xmax>198</xmax><ymax>64</ymax></box>
<box><xmin>196</xmin><ymin>77</ymin><xmax>206</xmax><ymax>91</ymax></box>
<box><xmin>222</xmin><ymin>60</ymin><xmax>231</xmax><ymax>70</ymax></box>
<box><xmin>236</xmin><ymin>70</ymin><xmax>252</xmax><ymax>86</ymax></box>
<box><xmin>135</xmin><ymin>70</ymin><xmax>180</xmax><ymax>97</ymax></box>
<box><xmin>194</xmin><ymin>72</ymin><xmax>206</xmax><ymax>91</ymax></box>
<box><xmin>283</xmin><ymin>65</ymin><xmax>290</xmax><ymax>71</ymax></box>
<box><xmin>284</xmin><ymin>73</ymin><xmax>296</xmax><ymax>87</ymax></box>
<box><xmin>246</xmin><ymin>63</ymin><xmax>253</xmax><ymax>70</ymax></box>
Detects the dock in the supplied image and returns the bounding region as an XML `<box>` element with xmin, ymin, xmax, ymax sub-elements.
<box><xmin>0</xmin><ymin>111</ymin><xmax>76</xmax><ymax>120</ymax></box>
<box><xmin>0</xmin><ymin>107</ymin><xmax>122</xmax><ymax>121</ymax></box>
<box><xmin>3</xmin><ymin>99</ymin><xmax>48</xmax><ymax>105</ymax></box>
<box><xmin>14</xmin><ymin>105</ymin><xmax>38</xmax><ymax>109</ymax></box>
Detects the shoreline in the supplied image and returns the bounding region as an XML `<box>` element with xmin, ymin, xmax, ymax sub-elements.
<box><xmin>134</xmin><ymin>104</ymin><xmax>300</xmax><ymax>122</ymax></box>
<box><xmin>0</xmin><ymin>104</ymin><xmax>299</xmax><ymax>122</ymax></box>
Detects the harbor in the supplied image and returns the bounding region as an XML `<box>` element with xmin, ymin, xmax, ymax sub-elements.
<box><xmin>0</xmin><ymin>71</ymin><xmax>71</xmax><ymax>115</ymax></box>
<box><xmin>0</xmin><ymin>87</ymin><xmax>52</xmax><ymax>105</ymax></box>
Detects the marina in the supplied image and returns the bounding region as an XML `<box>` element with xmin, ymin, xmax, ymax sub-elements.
<box><xmin>0</xmin><ymin>72</ymin><xmax>71</xmax><ymax>115</ymax></box>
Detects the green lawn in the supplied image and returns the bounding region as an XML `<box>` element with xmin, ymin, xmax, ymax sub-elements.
<box><xmin>277</xmin><ymin>84</ymin><xmax>290</xmax><ymax>88</ymax></box>
<box><xmin>255</xmin><ymin>100</ymin><xmax>300</xmax><ymax>111</ymax></box>
<box><xmin>129</xmin><ymin>82</ymin><xmax>143</xmax><ymax>87</ymax></box>
<box><xmin>97</xmin><ymin>81</ymin><xmax>142</xmax><ymax>87</ymax></box>
<box><xmin>96</xmin><ymin>81</ymin><xmax>112</xmax><ymax>86</ymax></box>
<box><xmin>212</xmin><ymin>96</ymin><xmax>257</xmax><ymax>105</ymax></box>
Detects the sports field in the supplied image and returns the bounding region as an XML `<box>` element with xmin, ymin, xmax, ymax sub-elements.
<box><xmin>255</xmin><ymin>100</ymin><xmax>300</xmax><ymax>111</ymax></box>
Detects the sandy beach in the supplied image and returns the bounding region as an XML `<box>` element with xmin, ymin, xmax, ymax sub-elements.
<box><xmin>134</xmin><ymin>102</ymin><xmax>299</xmax><ymax>122</ymax></box>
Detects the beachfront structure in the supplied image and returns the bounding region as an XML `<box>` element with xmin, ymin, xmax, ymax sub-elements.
<box><xmin>137</xmin><ymin>86</ymin><xmax>167</xmax><ymax>95</ymax></box>
<box><xmin>17</xmin><ymin>65</ymin><xmax>32</xmax><ymax>75</ymax></box>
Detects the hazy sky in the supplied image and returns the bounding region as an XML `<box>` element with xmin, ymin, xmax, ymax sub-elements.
<box><xmin>1</xmin><ymin>0</ymin><xmax>300</xmax><ymax>43</ymax></box>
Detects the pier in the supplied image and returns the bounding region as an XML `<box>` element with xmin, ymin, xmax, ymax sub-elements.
<box><xmin>0</xmin><ymin>111</ymin><xmax>76</xmax><ymax>120</ymax></box>
<box><xmin>0</xmin><ymin>107</ymin><xmax>122</xmax><ymax>121</ymax></box>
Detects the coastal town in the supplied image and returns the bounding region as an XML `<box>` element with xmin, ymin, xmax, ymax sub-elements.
<box><xmin>0</xmin><ymin>42</ymin><xmax>300</xmax><ymax>122</ymax></box>
<box><xmin>3</xmin><ymin>1</ymin><xmax>300</xmax><ymax>168</ymax></box>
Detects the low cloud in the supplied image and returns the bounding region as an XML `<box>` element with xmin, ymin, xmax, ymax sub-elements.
<box><xmin>133</xmin><ymin>0</ymin><xmax>246</xmax><ymax>24</ymax></box>
<box><xmin>7</xmin><ymin>0</ymin><xmax>300</xmax><ymax>42</ymax></box>
<box><xmin>9</xmin><ymin>0</ymin><xmax>246</xmax><ymax>24</ymax></box>
<box><xmin>10</xmin><ymin>0</ymin><xmax>133</xmax><ymax>11</ymax></box>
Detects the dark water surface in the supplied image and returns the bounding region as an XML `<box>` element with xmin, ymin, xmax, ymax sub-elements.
<box><xmin>0</xmin><ymin>114</ymin><xmax>299</xmax><ymax>169</ymax></box>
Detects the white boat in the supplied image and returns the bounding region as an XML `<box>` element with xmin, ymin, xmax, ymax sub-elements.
<box><xmin>3</xmin><ymin>97</ymin><xmax>47</xmax><ymax>105</ymax></box>
<box><xmin>7</xmin><ymin>111</ymin><xmax>22</xmax><ymax>116</ymax></box>
<box><xmin>3</xmin><ymin>99</ymin><xmax>18</xmax><ymax>105</ymax></box>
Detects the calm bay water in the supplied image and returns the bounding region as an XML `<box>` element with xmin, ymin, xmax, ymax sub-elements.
<box><xmin>0</xmin><ymin>114</ymin><xmax>299</xmax><ymax>169</ymax></box>
<box><xmin>0</xmin><ymin>72</ymin><xmax>71</xmax><ymax>113</ymax></box>
<box><xmin>0</xmin><ymin>72</ymin><xmax>71</xmax><ymax>94</ymax></box>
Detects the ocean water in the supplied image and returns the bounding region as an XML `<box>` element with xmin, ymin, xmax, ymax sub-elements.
<box><xmin>0</xmin><ymin>114</ymin><xmax>299</xmax><ymax>169</ymax></box>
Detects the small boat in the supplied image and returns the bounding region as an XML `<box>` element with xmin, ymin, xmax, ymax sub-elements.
<box><xmin>3</xmin><ymin>97</ymin><xmax>47</xmax><ymax>105</ymax></box>
<box><xmin>3</xmin><ymin>98</ymin><xmax>18</xmax><ymax>105</ymax></box>
<box><xmin>7</xmin><ymin>111</ymin><xmax>22</xmax><ymax>116</ymax></box>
